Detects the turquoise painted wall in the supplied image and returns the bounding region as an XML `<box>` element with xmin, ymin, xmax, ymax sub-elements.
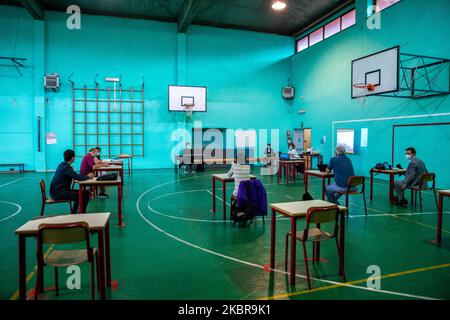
<box><xmin>0</xmin><ymin>7</ymin><xmax>293</xmax><ymax>170</ymax></box>
<box><xmin>290</xmin><ymin>0</ymin><xmax>450</xmax><ymax>187</ymax></box>
<box><xmin>0</xmin><ymin>6</ymin><xmax>42</xmax><ymax>171</ymax></box>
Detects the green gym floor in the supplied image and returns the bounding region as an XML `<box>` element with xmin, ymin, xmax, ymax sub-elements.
<box><xmin>1</xmin><ymin>169</ymin><xmax>449</xmax><ymax>300</ymax></box>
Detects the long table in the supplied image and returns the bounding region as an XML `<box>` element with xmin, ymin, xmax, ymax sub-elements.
<box><xmin>15</xmin><ymin>213</ymin><xmax>111</xmax><ymax>300</ymax></box>
<box><xmin>269</xmin><ymin>200</ymin><xmax>347</xmax><ymax>286</ymax></box>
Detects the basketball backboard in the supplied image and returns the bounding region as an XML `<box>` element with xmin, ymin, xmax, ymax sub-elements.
<box><xmin>351</xmin><ymin>46</ymin><xmax>399</xmax><ymax>98</ymax></box>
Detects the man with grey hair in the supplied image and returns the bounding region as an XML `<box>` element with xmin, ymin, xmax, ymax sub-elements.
<box><xmin>325</xmin><ymin>145</ymin><xmax>355</xmax><ymax>204</ymax></box>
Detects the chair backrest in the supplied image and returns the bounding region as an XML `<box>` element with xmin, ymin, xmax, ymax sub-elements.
<box><xmin>39</xmin><ymin>180</ymin><xmax>47</xmax><ymax>201</ymax></box>
<box><xmin>420</xmin><ymin>173</ymin><xmax>435</xmax><ymax>185</ymax></box>
<box><xmin>306</xmin><ymin>205</ymin><xmax>339</xmax><ymax>224</ymax></box>
<box><xmin>347</xmin><ymin>176</ymin><xmax>365</xmax><ymax>193</ymax></box>
<box><xmin>37</xmin><ymin>222</ymin><xmax>90</xmax><ymax>245</ymax></box>
<box><xmin>304</xmin><ymin>205</ymin><xmax>339</xmax><ymax>241</ymax></box>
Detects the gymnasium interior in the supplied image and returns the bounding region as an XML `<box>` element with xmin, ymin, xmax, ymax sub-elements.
<box><xmin>1</xmin><ymin>0</ymin><xmax>450</xmax><ymax>302</ymax></box>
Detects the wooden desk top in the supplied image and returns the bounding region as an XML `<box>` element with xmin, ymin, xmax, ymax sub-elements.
<box><xmin>305</xmin><ymin>170</ymin><xmax>334</xmax><ymax>177</ymax></box>
<box><xmin>117</xmin><ymin>155</ymin><xmax>133</xmax><ymax>159</ymax></box>
<box><xmin>16</xmin><ymin>213</ymin><xmax>111</xmax><ymax>235</ymax></box>
<box><xmin>438</xmin><ymin>189</ymin><xmax>450</xmax><ymax>196</ymax></box>
<box><xmin>270</xmin><ymin>200</ymin><xmax>347</xmax><ymax>218</ymax></box>
<box><xmin>371</xmin><ymin>168</ymin><xmax>406</xmax><ymax>174</ymax></box>
<box><xmin>212</xmin><ymin>173</ymin><xmax>257</xmax><ymax>182</ymax></box>
<box><xmin>279</xmin><ymin>159</ymin><xmax>306</xmax><ymax>164</ymax></box>
<box><xmin>94</xmin><ymin>165</ymin><xmax>123</xmax><ymax>171</ymax></box>
<box><xmin>78</xmin><ymin>177</ymin><xmax>122</xmax><ymax>185</ymax></box>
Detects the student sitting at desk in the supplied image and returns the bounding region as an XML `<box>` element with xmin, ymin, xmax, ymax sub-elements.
<box><xmin>325</xmin><ymin>145</ymin><xmax>355</xmax><ymax>205</ymax></box>
<box><xmin>227</xmin><ymin>159</ymin><xmax>251</xmax><ymax>196</ymax></box>
<box><xmin>50</xmin><ymin>149</ymin><xmax>92</xmax><ymax>214</ymax></box>
<box><xmin>263</xmin><ymin>143</ymin><xmax>275</xmax><ymax>167</ymax></box>
<box><xmin>394</xmin><ymin>147</ymin><xmax>428</xmax><ymax>207</ymax></box>
<box><xmin>179</xmin><ymin>142</ymin><xmax>193</xmax><ymax>174</ymax></box>
<box><xmin>288</xmin><ymin>143</ymin><xmax>299</xmax><ymax>159</ymax></box>
<box><xmin>81</xmin><ymin>148</ymin><xmax>108</xmax><ymax>198</ymax></box>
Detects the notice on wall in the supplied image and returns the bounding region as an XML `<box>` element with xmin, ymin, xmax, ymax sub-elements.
<box><xmin>46</xmin><ymin>132</ymin><xmax>57</xmax><ymax>145</ymax></box>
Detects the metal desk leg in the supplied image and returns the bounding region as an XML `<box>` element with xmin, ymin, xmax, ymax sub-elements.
<box><xmin>270</xmin><ymin>209</ymin><xmax>276</xmax><ymax>269</ymax></box>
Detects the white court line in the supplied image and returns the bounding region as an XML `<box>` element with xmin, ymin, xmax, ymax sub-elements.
<box><xmin>0</xmin><ymin>178</ymin><xmax>25</xmax><ymax>188</ymax></box>
<box><xmin>136</xmin><ymin>176</ymin><xmax>439</xmax><ymax>300</ymax></box>
<box><xmin>0</xmin><ymin>201</ymin><xmax>22</xmax><ymax>222</ymax></box>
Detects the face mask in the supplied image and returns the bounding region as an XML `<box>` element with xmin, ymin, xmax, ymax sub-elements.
<box><xmin>405</xmin><ymin>154</ymin><xmax>412</xmax><ymax>161</ymax></box>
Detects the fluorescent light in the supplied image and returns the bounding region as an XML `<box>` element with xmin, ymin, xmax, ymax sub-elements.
<box><xmin>272</xmin><ymin>1</ymin><xmax>287</xmax><ymax>11</ymax></box>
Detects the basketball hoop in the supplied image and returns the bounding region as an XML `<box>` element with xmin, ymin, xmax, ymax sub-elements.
<box><xmin>183</xmin><ymin>104</ymin><xmax>194</xmax><ymax>118</ymax></box>
<box><xmin>353</xmin><ymin>83</ymin><xmax>378</xmax><ymax>105</ymax></box>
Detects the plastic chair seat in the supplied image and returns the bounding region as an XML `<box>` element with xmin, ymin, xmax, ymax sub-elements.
<box><xmin>45</xmin><ymin>248</ymin><xmax>96</xmax><ymax>267</ymax></box>
<box><xmin>288</xmin><ymin>228</ymin><xmax>332</xmax><ymax>242</ymax></box>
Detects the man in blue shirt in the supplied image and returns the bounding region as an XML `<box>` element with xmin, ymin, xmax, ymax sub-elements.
<box><xmin>50</xmin><ymin>149</ymin><xmax>92</xmax><ymax>214</ymax></box>
<box><xmin>325</xmin><ymin>145</ymin><xmax>355</xmax><ymax>204</ymax></box>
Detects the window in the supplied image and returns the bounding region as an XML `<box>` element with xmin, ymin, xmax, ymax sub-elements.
<box><xmin>309</xmin><ymin>28</ymin><xmax>323</xmax><ymax>46</ymax></box>
<box><xmin>295</xmin><ymin>8</ymin><xmax>356</xmax><ymax>54</ymax></box>
<box><xmin>361</xmin><ymin>128</ymin><xmax>368</xmax><ymax>147</ymax></box>
<box><xmin>341</xmin><ymin>9</ymin><xmax>356</xmax><ymax>30</ymax></box>
<box><xmin>324</xmin><ymin>17</ymin><xmax>341</xmax><ymax>39</ymax></box>
<box><xmin>375</xmin><ymin>0</ymin><xmax>400</xmax><ymax>12</ymax></box>
<box><xmin>337</xmin><ymin>129</ymin><xmax>355</xmax><ymax>154</ymax></box>
<box><xmin>296</xmin><ymin>36</ymin><xmax>309</xmax><ymax>53</ymax></box>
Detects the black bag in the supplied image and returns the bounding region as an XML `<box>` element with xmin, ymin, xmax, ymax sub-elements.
<box><xmin>97</xmin><ymin>173</ymin><xmax>118</xmax><ymax>181</ymax></box>
<box><xmin>302</xmin><ymin>192</ymin><xmax>314</xmax><ymax>201</ymax></box>
<box><xmin>195</xmin><ymin>164</ymin><xmax>205</xmax><ymax>172</ymax></box>
<box><xmin>374</xmin><ymin>162</ymin><xmax>392</xmax><ymax>170</ymax></box>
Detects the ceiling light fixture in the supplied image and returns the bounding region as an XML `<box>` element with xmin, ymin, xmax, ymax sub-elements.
<box><xmin>272</xmin><ymin>1</ymin><xmax>287</xmax><ymax>11</ymax></box>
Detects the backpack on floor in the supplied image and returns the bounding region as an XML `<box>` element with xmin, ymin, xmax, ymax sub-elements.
<box><xmin>302</xmin><ymin>192</ymin><xmax>314</xmax><ymax>201</ymax></box>
<box><xmin>195</xmin><ymin>164</ymin><xmax>205</xmax><ymax>172</ymax></box>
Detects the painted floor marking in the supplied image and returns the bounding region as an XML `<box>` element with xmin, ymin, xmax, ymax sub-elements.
<box><xmin>136</xmin><ymin>176</ymin><xmax>439</xmax><ymax>300</ymax></box>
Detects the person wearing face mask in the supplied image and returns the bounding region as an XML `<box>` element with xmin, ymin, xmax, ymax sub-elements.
<box><xmin>393</xmin><ymin>147</ymin><xmax>428</xmax><ymax>207</ymax></box>
<box><xmin>80</xmin><ymin>148</ymin><xmax>109</xmax><ymax>198</ymax></box>
<box><xmin>325</xmin><ymin>145</ymin><xmax>355</xmax><ymax>204</ymax></box>
<box><xmin>288</xmin><ymin>143</ymin><xmax>299</xmax><ymax>159</ymax></box>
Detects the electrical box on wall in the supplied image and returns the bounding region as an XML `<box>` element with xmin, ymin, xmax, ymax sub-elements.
<box><xmin>44</xmin><ymin>74</ymin><xmax>60</xmax><ymax>90</ymax></box>
<box><xmin>282</xmin><ymin>86</ymin><xmax>295</xmax><ymax>99</ymax></box>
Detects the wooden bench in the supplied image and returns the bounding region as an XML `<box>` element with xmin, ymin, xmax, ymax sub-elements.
<box><xmin>0</xmin><ymin>163</ymin><xmax>24</xmax><ymax>173</ymax></box>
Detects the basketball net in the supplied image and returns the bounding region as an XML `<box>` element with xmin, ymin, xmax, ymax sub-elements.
<box><xmin>353</xmin><ymin>83</ymin><xmax>377</xmax><ymax>106</ymax></box>
<box><xmin>183</xmin><ymin>104</ymin><xmax>194</xmax><ymax>118</ymax></box>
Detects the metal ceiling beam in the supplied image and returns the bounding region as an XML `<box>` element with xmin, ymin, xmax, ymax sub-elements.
<box><xmin>18</xmin><ymin>0</ymin><xmax>45</xmax><ymax>20</ymax></box>
<box><xmin>178</xmin><ymin>0</ymin><xmax>203</xmax><ymax>33</ymax></box>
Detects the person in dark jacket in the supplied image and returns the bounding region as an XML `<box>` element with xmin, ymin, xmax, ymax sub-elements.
<box><xmin>50</xmin><ymin>149</ymin><xmax>92</xmax><ymax>214</ymax></box>
<box><xmin>394</xmin><ymin>147</ymin><xmax>428</xmax><ymax>206</ymax></box>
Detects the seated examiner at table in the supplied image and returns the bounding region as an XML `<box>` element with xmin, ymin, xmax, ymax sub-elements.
<box><xmin>179</xmin><ymin>142</ymin><xmax>193</xmax><ymax>173</ymax></box>
<box><xmin>50</xmin><ymin>149</ymin><xmax>92</xmax><ymax>214</ymax></box>
<box><xmin>81</xmin><ymin>148</ymin><xmax>108</xmax><ymax>198</ymax></box>
<box><xmin>227</xmin><ymin>158</ymin><xmax>251</xmax><ymax>197</ymax></box>
<box><xmin>394</xmin><ymin>147</ymin><xmax>428</xmax><ymax>207</ymax></box>
<box><xmin>325</xmin><ymin>145</ymin><xmax>355</xmax><ymax>205</ymax></box>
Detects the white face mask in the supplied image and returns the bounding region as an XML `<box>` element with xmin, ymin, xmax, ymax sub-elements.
<box><xmin>405</xmin><ymin>154</ymin><xmax>412</xmax><ymax>161</ymax></box>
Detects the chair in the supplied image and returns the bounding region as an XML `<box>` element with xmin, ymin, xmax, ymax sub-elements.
<box><xmin>40</xmin><ymin>180</ymin><xmax>72</xmax><ymax>216</ymax></box>
<box><xmin>284</xmin><ymin>205</ymin><xmax>345</xmax><ymax>289</ymax></box>
<box><xmin>336</xmin><ymin>176</ymin><xmax>367</xmax><ymax>217</ymax></box>
<box><xmin>35</xmin><ymin>222</ymin><xmax>100</xmax><ymax>301</ymax></box>
<box><xmin>230</xmin><ymin>194</ymin><xmax>266</xmax><ymax>225</ymax></box>
<box><xmin>406</xmin><ymin>173</ymin><xmax>438</xmax><ymax>212</ymax></box>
